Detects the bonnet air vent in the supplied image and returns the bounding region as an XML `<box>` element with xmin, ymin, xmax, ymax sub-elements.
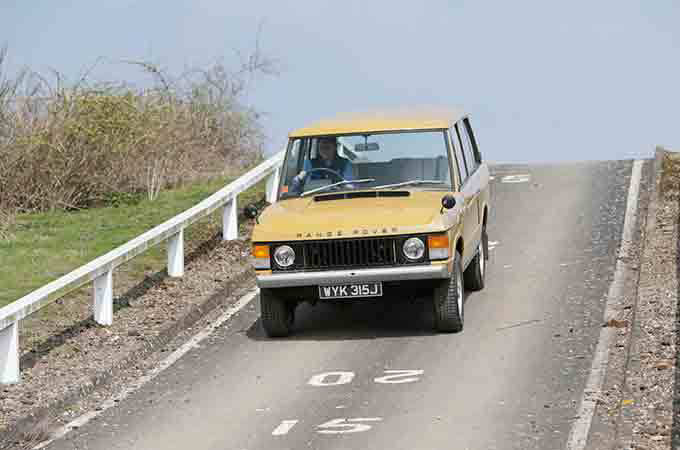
<box><xmin>378</xmin><ymin>191</ymin><xmax>410</xmax><ymax>197</ymax></box>
<box><xmin>314</xmin><ymin>191</ymin><xmax>411</xmax><ymax>202</ymax></box>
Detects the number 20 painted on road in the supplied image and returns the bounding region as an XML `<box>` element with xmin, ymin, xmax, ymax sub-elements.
<box><xmin>307</xmin><ymin>369</ymin><xmax>424</xmax><ymax>387</ymax></box>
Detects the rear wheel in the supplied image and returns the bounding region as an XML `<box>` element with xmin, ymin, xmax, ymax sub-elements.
<box><xmin>433</xmin><ymin>251</ymin><xmax>464</xmax><ymax>333</ymax></box>
<box><xmin>464</xmin><ymin>228</ymin><xmax>487</xmax><ymax>291</ymax></box>
<box><xmin>260</xmin><ymin>289</ymin><xmax>294</xmax><ymax>337</ymax></box>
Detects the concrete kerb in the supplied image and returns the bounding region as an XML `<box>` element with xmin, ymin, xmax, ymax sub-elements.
<box><xmin>615</xmin><ymin>147</ymin><xmax>678</xmax><ymax>449</ymax></box>
<box><xmin>0</xmin><ymin>264</ymin><xmax>256</xmax><ymax>447</ymax></box>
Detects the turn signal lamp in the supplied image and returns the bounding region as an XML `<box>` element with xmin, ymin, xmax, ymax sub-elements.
<box><xmin>428</xmin><ymin>234</ymin><xmax>450</xmax><ymax>260</ymax></box>
<box><xmin>252</xmin><ymin>244</ymin><xmax>271</xmax><ymax>269</ymax></box>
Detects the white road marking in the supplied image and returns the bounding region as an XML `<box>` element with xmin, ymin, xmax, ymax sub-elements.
<box><xmin>489</xmin><ymin>241</ymin><xmax>499</xmax><ymax>251</ymax></box>
<box><xmin>374</xmin><ymin>369</ymin><xmax>424</xmax><ymax>384</ymax></box>
<box><xmin>501</xmin><ymin>174</ymin><xmax>531</xmax><ymax>183</ymax></box>
<box><xmin>566</xmin><ymin>160</ymin><xmax>643</xmax><ymax>450</ymax></box>
<box><xmin>317</xmin><ymin>417</ymin><xmax>383</xmax><ymax>434</ymax></box>
<box><xmin>272</xmin><ymin>420</ymin><xmax>299</xmax><ymax>436</ymax></box>
<box><xmin>308</xmin><ymin>371</ymin><xmax>355</xmax><ymax>387</ymax></box>
<box><xmin>33</xmin><ymin>288</ymin><xmax>260</xmax><ymax>450</ymax></box>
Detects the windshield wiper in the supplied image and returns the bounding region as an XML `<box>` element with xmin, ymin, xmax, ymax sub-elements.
<box><xmin>371</xmin><ymin>179</ymin><xmax>448</xmax><ymax>190</ymax></box>
<box><xmin>300</xmin><ymin>179</ymin><xmax>376</xmax><ymax>197</ymax></box>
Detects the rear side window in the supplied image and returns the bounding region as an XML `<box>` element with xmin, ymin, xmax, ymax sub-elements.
<box><xmin>457</xmin><ymin>121</ymin><xmax>478</xmax><ymax>175</ymax></box>
<box><xmin>451</xmin><ymin>126</ymin><xmax>468</xmax><ymax>185</ymax></box>
<box><xmin>462</xmin><ymin>118</ymin><xmax>482</xmax><ymax>164</ymax></box>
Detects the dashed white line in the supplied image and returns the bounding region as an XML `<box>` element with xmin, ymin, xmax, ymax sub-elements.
<box><xmin>308</xmin><ymin>371</ymin><xmax>355</xmax><ymax>386</ymax></box>
<box><xmin>272</xmin><ymin>420</ymin><xmax>299</xmax><ymax>436</ymax></box>
<box><xmin>501</xmin><ymin>174</ymin><xmax>531</xmax><ymax>183</ymax></box>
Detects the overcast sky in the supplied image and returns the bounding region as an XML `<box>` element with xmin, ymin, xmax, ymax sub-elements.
<box><xmin>2</xmin><ymin>0</ymin><xmax>679</xmax><ymax>163</ymax></box>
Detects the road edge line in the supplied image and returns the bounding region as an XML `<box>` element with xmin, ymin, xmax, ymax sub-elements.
<box><xmin>566</xmin><ymin>159</ymin><xmax>644</xmax><ymax>450</ymax></box>
<box><xmin>33</xmin><ymin>287</ymin><xmax>260</xmax><ymax>449</ymax></box>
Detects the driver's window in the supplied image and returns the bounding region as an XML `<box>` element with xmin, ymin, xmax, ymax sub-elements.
<box><xmin>280</xmin><ymin>139</ymin><xmax>303</xmax><ymax>193</ymax></box>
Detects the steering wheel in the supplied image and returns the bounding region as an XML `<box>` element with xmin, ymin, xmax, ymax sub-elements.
<box><xmin>302</xmin><ymin>167</ymin><xmax>346</xmax><ymax>183</ymax></box>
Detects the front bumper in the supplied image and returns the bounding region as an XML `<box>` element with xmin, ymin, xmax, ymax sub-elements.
<box><xmin>256</xmin><ymin>264</ymin><xmax>451</xmax><ymax>289</ymax></box>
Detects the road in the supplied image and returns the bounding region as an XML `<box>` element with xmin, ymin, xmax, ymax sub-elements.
<box><xmin>47</xmin><ymin>160</ymin><xmax>645</xmax><ymax>450</ymax></box>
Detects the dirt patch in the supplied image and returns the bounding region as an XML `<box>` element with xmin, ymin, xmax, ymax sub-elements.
<box><xmin>0</xmin><ymin>217</ymin><xmax>258</xmax><ymax>449</ymax></box>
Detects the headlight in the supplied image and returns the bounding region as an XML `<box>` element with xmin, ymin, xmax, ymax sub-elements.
<box><xmin>403</xmin><ymin>237</ymin><xmax>425</xmax><ymax>260</ymax></box>
<box><xmin>274</xmin><ymin>245</ymin><xmax>296</xmax><ymax>268</ymax></box>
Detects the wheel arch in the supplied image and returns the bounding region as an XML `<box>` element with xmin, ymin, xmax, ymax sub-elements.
<box><xmin>455</xmin><ymin>236</ymin><xmax>464</xmax><ymax>258</ymax></box>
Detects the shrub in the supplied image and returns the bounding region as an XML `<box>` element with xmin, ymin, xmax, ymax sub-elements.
<box><xmin>660</xmin><ymin>149</ymin><xmax>680</xmax><ymax>200</ymax></box>
<box><xmin>0</xmin><ymin>45</ymin><xmax>275</xmax><ymax>213</ymax></box>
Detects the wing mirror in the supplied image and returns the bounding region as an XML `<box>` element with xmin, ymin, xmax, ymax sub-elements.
<box><xmin>440</xmin><ymin>194</ymin><xmax>456</xmax><ymax>214</ymax></box>
<box><xmin>244</xmin><ymin>203</ymin><xmax>260</xmax><ymax>223</ymax></box>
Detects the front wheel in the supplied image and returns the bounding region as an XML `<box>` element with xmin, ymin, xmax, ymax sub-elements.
<box><xmin>433</xmin><ymin>251</ymin><xmax>464</xmax><ymax>333</ymax></box>
<box><xmin>464</xmin><ymin>228</ymin><xmax>487</xmax><ymax>291</ymax></box>
<box><xmin>260</xmin><ymin>289</ymin><xmax>295</xmax><ymax>337</ymax></box>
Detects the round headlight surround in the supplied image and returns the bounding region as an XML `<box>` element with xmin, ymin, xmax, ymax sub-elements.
<box><xmin>403</xmin><ymin>237</ymin><xmax>425</xmax><ymax>261</ymax></box>
<box><xmin>274</xmin><ymin>245</ymin><xmax>296</xmax><ymax>268</ymax></box>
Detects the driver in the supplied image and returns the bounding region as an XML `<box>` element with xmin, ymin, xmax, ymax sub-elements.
<box><xmin>292</xmin><ymin>136</ymin><xmax>353</xmax><ymax>192</ymax></box>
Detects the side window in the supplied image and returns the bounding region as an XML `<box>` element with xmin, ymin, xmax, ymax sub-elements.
<box><xmin>463</xmin><ymin>118</ymin><xmax>482</xmax><ymax>164</ymax></box>
<box><xmin>451</xmin><ymin>126</ymin><xmax>468</xmax><ymax>185</ymax></box>
<box><xmin>457</xmin><ymin>121</ymin><xmax>478</xmax><ymax>175</ymax></box>
<box><xmin>281</xmin><ymin>139</ymin><xmax>303</xmax><ymax>189</ymax></box>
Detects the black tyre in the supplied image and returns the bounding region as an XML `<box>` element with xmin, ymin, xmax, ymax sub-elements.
<box><xmin>260</xmin><ymin>289</ymin><xmax>294</xmax><ymax>337</ymax></box>
<box><xmin>433</xmin><ymin>251</ymin><xmax>464</xmax><ymax>333</ymax></box>
<box><xmin>464</xmin><ymin>228</ymin><xmax>487</xmax><ymax>291</ymax></box>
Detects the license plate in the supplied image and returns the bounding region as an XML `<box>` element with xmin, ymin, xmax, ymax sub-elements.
<box><xmin>318</xmin><ymin>282</ymin><xmax>383</xmax><ymax>299</ymax></box>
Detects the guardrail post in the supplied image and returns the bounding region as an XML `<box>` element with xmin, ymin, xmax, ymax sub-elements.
<box><xmin>167</xmin><ymin>228</ymin><xmax>184</xmax><ymax>277</ymax></box>
<box><xmin>223</xmin><ymin>196</ymin><xmax>238</xmax><ymax>241</ymax></box>
<box><xmin>94</xmin><ymin>269</ymin><xmax>113</xmax><ymax>326</ymax></box>
<box><xmin>266</xmin><ymin>167</ymin><xmax>281</xmax><ymax>204</ymax></box>
<box><xmin>0</xmin><ymin>322</ymin><xmax>20</xmax><ymax>384</ymax></box>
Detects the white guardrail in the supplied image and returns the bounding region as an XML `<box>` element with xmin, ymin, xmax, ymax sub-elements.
<box><xmin>0</xmin><ymin>151</ymin><xmax>285</xmax><ymax>384</ymax></box>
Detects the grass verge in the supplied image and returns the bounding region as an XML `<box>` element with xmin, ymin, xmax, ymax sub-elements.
<box><xmin>0</xmin><ymin>176</ymin><xmax>265</xmax><ymax>308</ymax></box>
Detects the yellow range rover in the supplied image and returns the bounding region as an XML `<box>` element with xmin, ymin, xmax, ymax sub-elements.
<box><xmin>249</xmin><ymin>111</ymin><xmax>490</xmax><ymax>337</ymax></box>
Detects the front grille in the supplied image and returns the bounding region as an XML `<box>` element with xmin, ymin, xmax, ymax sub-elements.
<box><xmin>303</xmin><ymin>237</ymin><xmax>397</xmax><ymax>269</ymax></box>
<box><xmin>271</xmin><ymin>237</ymin><xmax>407</xmax><ymax>271</ymax></box>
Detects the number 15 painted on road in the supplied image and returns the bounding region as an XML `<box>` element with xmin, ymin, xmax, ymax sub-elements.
<box><xmin>272</xmin><ymin>418</ymin><xmax>383</xmax><ymax>436</ymax></box>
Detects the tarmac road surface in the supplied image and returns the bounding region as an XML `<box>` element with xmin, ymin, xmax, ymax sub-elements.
<box><xmin>46</xmin><ymin>160</ymin><xmax>645</xmax><ymax>450</ymax></box>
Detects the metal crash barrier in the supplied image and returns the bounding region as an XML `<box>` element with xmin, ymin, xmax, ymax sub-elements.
<box><xmin>0</xmin><ymin>152</ymin><xmax>284</xmax><ymax>384</ymax></box>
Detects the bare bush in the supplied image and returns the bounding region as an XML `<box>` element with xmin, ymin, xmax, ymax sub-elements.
<box><xmin>0</xmin><ymin>43</ymin><xmax>275</xmax><ymax>212</ymax></box>
<box><xmin>0</xmin><ymin>208</ymin><xmax>14</xmax><ymax>241</ymax></box>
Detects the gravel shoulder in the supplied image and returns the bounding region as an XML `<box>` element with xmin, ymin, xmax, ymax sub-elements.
<box><xmin>603</xmin><ymin>148</ymin><xmax>680</xmax><ymax>450</ymax></box>
<box><xmin>0</xmin><ymin>219</ymin><xmax>258</xmax><ymax>449</ymax></box>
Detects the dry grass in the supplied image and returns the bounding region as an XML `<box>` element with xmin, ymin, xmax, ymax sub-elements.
<box><xmin>660</xmin><ymin>148</ymin><xmax>680</xmax><ymax>199</ymax></box>
<box><xmin>0</xmin><ymin>44</ymin><xmax>276</xmax><ymax>213</ymax></box>
<box><xmin>0</xmin><ymin>209</ymin><xmax>14</xmax><ymax>241</ymax></box>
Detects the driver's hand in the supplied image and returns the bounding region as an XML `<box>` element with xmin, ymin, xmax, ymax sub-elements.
<box><xmin>293</xmin><ymin>171</ymin><xmax>306</xmax><ymax>184</ymax></box>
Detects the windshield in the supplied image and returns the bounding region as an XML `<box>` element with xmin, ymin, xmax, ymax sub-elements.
<box><xmin>278</xmin><ymin>130</ymin><xmax>451</xmax><ymax>199</ymax></box>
